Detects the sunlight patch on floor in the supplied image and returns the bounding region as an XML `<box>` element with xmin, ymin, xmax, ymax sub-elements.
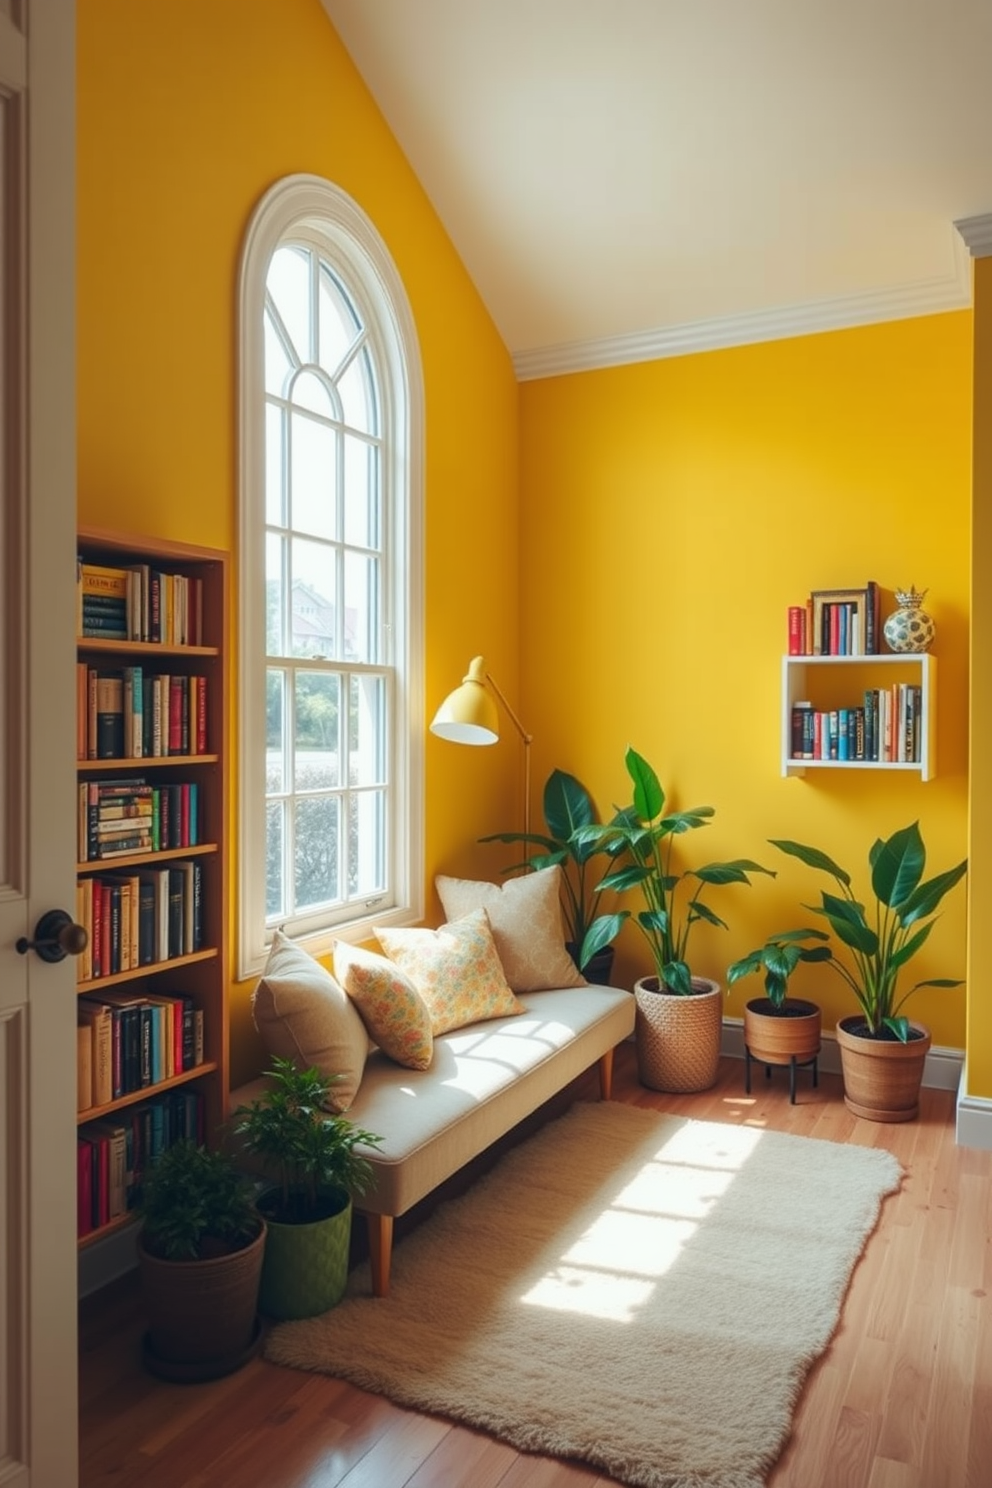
<box><xmin>519</xmin><ymin>1122</ymin><xmax>766</xmax><ymax>1323</ymax></box>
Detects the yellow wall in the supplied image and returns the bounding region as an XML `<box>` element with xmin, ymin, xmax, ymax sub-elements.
<box><xmin>77</xmin><ymin>1</ymin><xmax>977</xmax><ymax>1082</ymax></box>
<box><xmin>76</xmin><ymin>0</ymin><xmax>520</xmax><ymax>1085</ymax></box>
<box><xmin>968</xmin><ymin>257</ymin><xmax>992</xmax><ymax>1096</ymax></box>
<box><xmin>519</xmin><ymin>315</ymin><xmax>972</xmax><ymax>1045</ymax></box>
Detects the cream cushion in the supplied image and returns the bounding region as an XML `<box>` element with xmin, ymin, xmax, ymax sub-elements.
<box><xmin>251</xmin><ymin>929</ymin><xmax>368</xmax><ymax>1113</ymax></box>
<box><xmin>333</xmin><ymin>940</ymin><xmax>434</xmax><ymax>1071</ymax></box>
<box><xmin>375</xmin><ymin>908</ymin><xmax>525</xmax><ymax>1035</ymax></box>
<box><xmin>435</xmin><ymin>867</ymin><xmax>586</xmax><ymax>993</ymax></box>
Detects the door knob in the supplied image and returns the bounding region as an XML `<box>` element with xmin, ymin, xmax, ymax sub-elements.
<box><xmin>16</xmin><ymin>909</ymin><xmax>89</xmax><ymax>962</ymax></box>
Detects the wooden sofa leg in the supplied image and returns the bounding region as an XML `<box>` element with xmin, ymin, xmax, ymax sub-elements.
<box><xmin>598</xmin><ymin>1048</ymin><xmax>614</xmax><ymax>1101</ymax></box>
<box><xmin>366</xmin><ymin>1213</ymin><xmax>394</xmax><ymax>1298</ymax></box>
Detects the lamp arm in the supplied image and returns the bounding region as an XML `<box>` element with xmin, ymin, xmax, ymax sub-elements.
<box><xmin>485</xmin><ymin>669</ymin><xmax>533</xmax><ymax>838</ymax></box>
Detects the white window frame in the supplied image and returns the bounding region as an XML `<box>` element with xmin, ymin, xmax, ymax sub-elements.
<box><xmin>237</xmin><ymin>174</ymin><xmax>424</xmax><ymax>980</ymax></box>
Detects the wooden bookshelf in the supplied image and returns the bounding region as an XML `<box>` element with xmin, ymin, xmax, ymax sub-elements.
<box><xmin>75</xmin><ymin>527</ymin><xmax>229</xmax><ymax>1247</ymax></box>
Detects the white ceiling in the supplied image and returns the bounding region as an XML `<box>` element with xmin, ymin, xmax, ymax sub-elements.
<box><xmin>320</xmin><ymin>0</ymin><xmax>992</xmax><ymax>379</ymax></box>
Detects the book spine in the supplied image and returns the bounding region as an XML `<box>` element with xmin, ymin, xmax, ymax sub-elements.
<box><xmin>787</xmin><ymin>606</ymin><xmax>805</xmax><ymax>656</ymax></box>
<box><xmin>77</xmin><ymin>1140</ymin><xmax>94</xmax><ymax>1238</ymax></box>
<box><xmin>866</xmin><ymin>579</ymin><xmax>879</xmax><ymax>654</ymax></box>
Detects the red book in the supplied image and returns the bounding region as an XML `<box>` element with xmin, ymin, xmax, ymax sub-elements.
<box><xmin>828</xmin><ymin>603</ymin><xmax>840</xmax><ymax>656</ymax></box>
<box><xmin>196</xmin><ymin>676</ymin><xmax>207</xmax><ymax>754</ymax></box>
<box><xmin>787</xmin><ymin>606</ymin><xmax>805</xmax><ymax>656</ymax></box>
<box><xmin>77</xmin><ymin>1139</ymin><xmax>94</xmax><ymax>1237</ymax></box>
<box><xmin>91</xmin><ymin>881</ymin><xmax>103</xmax><ymax>979</ymax></box>
<box><xmin>180</xmin><ymin>783</ymin><xmax>191</xmax><ymax>847</ymax></box>
<box><xmin>168</xmin><ymin>675</ymin><xmax>183</xmax><ymax>755</ymax></box>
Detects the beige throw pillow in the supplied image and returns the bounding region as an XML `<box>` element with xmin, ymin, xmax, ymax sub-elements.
<box><xmin>435</xmin><ymin>866</ymin><xmax>586</xmax><ymax>993</ymax></box>
<box><xmin>375</xmin><ymin>908</ymin><xmax>525</xmax><ymax>1035</ymax></box>
<box><xmin>333</xmin><ymin>940</ymin><xmax>434</xmax><ymax>1070</ymax></box>
<box><xmin>251</xmin><ymin>929</ymin><xmax>368</xmax><ymax>1112</ymax></box>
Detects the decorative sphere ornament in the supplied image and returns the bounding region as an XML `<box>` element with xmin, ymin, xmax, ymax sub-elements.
<box><xmin>883</xmin><ymin>587</ymin><xmax>935</xmax><ymax>653</ymax></box>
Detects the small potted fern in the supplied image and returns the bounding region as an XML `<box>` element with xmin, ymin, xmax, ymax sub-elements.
<box><xmin>232</xmin><ymin>1057</ymin><xmax>382</xmax><ymax>1320</ymax></box>
<box><xmin>137</xmin><ymin>1138</ymin><xmax>265</xmax><ymax>1381</ymax></box>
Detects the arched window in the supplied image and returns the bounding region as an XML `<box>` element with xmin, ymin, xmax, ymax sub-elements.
<box><xmin>238</xmin><ymin>176</ymin><xmax>423</xmax><ymax>977</ymax></box>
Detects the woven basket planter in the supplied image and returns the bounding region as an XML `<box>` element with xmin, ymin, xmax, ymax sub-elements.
<box><xmin>258</xmin><ymin>1189</ymin><xmax>353</xmax><ymax>1320</ymax></box>
<box><xmin>138</xmin><ymin>1217</ymin><xmax>266</xmax><ymax>1380</ymax></box>
<box><xmin>634</xmin><ymin>976</ymin><xmax>723</xmax><ymax>1093</ymax></box>
<box><xmin>836</xmin><ymin>1016</ymin><xmax>931</xmax><ymax>1122</ymax></box>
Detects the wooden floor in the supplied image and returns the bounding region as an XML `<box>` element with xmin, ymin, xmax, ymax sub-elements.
<box><xmin>79</xmin><ymin>1042</ymin><xmax>992</xmax><ymax>1488</ymax></box>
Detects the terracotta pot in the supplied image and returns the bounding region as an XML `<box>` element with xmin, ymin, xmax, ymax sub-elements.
<box><xmin>743</xmin><ymin>997</ymin><xmax>821</xmax><ymax>1066</ymax></box>
<box><xmin>836</xmin><ymin>1015</ymin><xmax>931</xmax><ymax>1123</ymax></box>
<box><xmin>633</xmin><ymin>976</ymin><xmax>722</xmax><ymax>1093</ymax></box>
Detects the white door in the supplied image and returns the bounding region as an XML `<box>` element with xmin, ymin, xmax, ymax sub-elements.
<box><xmin>0</xmin><ymin>2</ymin><xmax>79</xmax><ymax>1485</ymax></box>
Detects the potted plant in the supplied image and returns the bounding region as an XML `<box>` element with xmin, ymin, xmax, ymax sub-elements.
<box><xmin>231</xmin><ymin>1057</ymin><xmax>382</xmax><ymax>1320</ymax></box>
<box><xmin>576</xmin><ymin>746</ymin><xmax>773</xmax><ymax>1092</ymax></box>
<box><xmin>480</xmin><ymin>766</ymin><xmax>626</xmax><ymax>982</ymax></box>
<box><xmin>727</xmin><ymin>928</ymin><xmax>831</xmax><ymax>1102</ymax></box>
<box><xmin>769</xmin><ymin>821</ymin><xmax>967</xmax><ymax>1122</ymax></box>
<box><xmin>137</xmin><ymin>1138</ymin><xmax>266</xmax><ymax>1381</ymax></box>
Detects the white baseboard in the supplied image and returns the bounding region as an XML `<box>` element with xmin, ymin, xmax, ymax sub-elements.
<box><xmin>78</xmin><ymin>1221</ymin><xmax>139</xmax><ymax>1298</ymax></box>
<box><xmin>720</xmin><ymin>1018</ymin><xmax>964</xmax><ymax>1091</ymax></box>
<box><xmin>955</xmin><ymin>1061</ymin><xmax>992</xmax><ymax>1150</ymax></box>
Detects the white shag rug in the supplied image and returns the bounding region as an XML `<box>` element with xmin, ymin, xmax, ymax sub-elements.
<box><xmin>265</xmin><ymin>1101</ymin><xmax>902</xmax><ymax>1488</ymax></box>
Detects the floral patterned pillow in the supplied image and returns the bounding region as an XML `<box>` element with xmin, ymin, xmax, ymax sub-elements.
<box><xmin>374</xmin><ymin>908</ymin><xmax>525</xmax><ymax>1035</ymax></box>
<box><xmin>333</xmin><ymin>940</ymin><xmax>434</xmax><ymax>1071</ymax></box>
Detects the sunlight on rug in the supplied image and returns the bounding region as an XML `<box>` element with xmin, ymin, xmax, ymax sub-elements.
<box><xmin>265</xmin><ymin>1102</ymin><xmax>902</xmax><ymax>1488</ymax></box>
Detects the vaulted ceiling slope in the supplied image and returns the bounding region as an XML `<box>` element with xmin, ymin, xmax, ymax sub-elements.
<box><xmin>321</xmin><ymin>0</ymin><xmax>992</xmax><ymax>379</ymax></box>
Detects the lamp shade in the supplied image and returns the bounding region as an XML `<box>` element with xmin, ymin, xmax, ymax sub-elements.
<box><xmin>430</xmin><ymin>656</ymin><xmax>499</xmax><ymax>745</ymax></box>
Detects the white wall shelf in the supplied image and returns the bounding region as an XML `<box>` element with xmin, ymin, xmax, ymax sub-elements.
<box><xmin>782</xmin><ymin>653</ymin><xmax>936</xmax><ymax>781</ymax></box>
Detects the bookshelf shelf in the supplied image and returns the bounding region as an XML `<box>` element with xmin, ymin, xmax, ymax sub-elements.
<box><xmin>782</xmin><ymin>653</ymin><xmax>936</xmax><ymax>781</ymax></box>
<box><xmin>75</xmin><ymin>526</ymin><xmax>229</xmax><ymax>1248</ymax></box>
<box><xmin>77</xmin><ymin>1060</ymin><xmax>221</xmax><ymax>1127</ymax></box>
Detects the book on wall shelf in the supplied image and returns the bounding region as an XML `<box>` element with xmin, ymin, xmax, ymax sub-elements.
<box><xmin>75</xmin><ymin>525</ymin><xmax>228</xmax><ymax>1249</ymax></box>
<box><xmin>786</xmin><ymin>580</ymin><xmax>881</xmax><ymax>657</ymax></box>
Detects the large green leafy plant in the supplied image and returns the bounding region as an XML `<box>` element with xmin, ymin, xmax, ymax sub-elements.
<box><xmin>480</xmin><ymin>767</ymin><xmax>626</xmax><ymax>972</ymax></box>
<box><xmin>770</xmin><ymin>821</ymin><xmax>967</xmax><ymax>1040</ymax></box>
<box><xmin>232</xmin><ymin>1057</ymin><xmax>382</xmax><ymax>1224</ymax></box>
<box><xmin>575</xmin><ymin>747</ymin><xmax>773</xmax><ymax>994</ymax></box>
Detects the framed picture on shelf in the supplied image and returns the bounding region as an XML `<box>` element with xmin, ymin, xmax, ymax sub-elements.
<box><xmin>810</xmin><ymin>587</ymin><xmax>868</xmax><ymax>656</ymax></box>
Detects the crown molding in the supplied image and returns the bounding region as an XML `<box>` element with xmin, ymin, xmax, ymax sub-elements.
<box><xmin>514</xmin><ymin>231</ymin><xmax>973</xmax><ymax>382</ymax></box>
<box><xmin>955</xmin><ymin>212</ymin><xmax>992</xmax><ymax>258</ymax></box>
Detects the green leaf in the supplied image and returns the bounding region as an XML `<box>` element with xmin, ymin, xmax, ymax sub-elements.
<box><xmin>544</xmin><ymin>768</ymin><xmax>596</xmax><ymax>842</ymax></box>
<box><xmin>888</xmin><ymin>920</ymin><xmax>934</xmax><ymax>969</ymax></box>
<box><xmin>817</xmin><ymin>892</ymin><xmax>878</xmax><ymax>954</ymax></box>
<box><xmin>659</xmin><ymin>807</ymin><xmax>715</xmax><ymax>836</ymax></box>
<box><xmin>727</xmin><ymin>950</ymin><xmax>763</xmax><ymax>984</ymax></box>
<box><xmin>883</xmin><ymin>1015</ymin><xmax>911</xmax><ymax>1042</ymax></box>
<box><xmin>693</xmin><ymin>859</ymin><xmax>774</xmax><ymax>885</ymax></box>
<box><xmin>577</xmin><ymin>912</ymin><xmax>628</xmax><ymax>969</ymax></box>
<box><xmin>686</xmin><ymin>900</ymin><xmax>728</xmax><ymax>931</ymax></box>
<box><xmin>661</xmin><ymin>960</ymin><xmax>693</xmax><ymax>995</ymax></box>
<box><xmin>870</xmin><ymin>822</ymin><xmax>925</xmax><ymax>908</ymax></box>
<box><xmin>770</xmin><ymin>839</ymin><xmax>851</xmax><ymax>886</ymax></box>
<box><xmin>625</xmin><ymin>746</ymin><xmax>664</xmax><ymax>823</ymax></box>
<box><xmin>898</xmin><ymin>860</ymin><xmax>968</xmax><ymax>925</ymax></box>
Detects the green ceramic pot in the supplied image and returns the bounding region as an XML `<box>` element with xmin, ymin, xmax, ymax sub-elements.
<box><xmin>257</xmin><ymin>1187</ymin><xmax>353</xmax><ymax>1320</ymax></box>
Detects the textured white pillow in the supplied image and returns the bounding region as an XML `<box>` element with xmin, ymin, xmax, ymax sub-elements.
<box><xmin>435</xmin><ymin>866</ymin><xmax>586</xmax><ymax>993</ymax></box>
<box><xmin>251</xmin><ymin>930</ymin><xmax>368</xmax><ymax>1112</ymax></box>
